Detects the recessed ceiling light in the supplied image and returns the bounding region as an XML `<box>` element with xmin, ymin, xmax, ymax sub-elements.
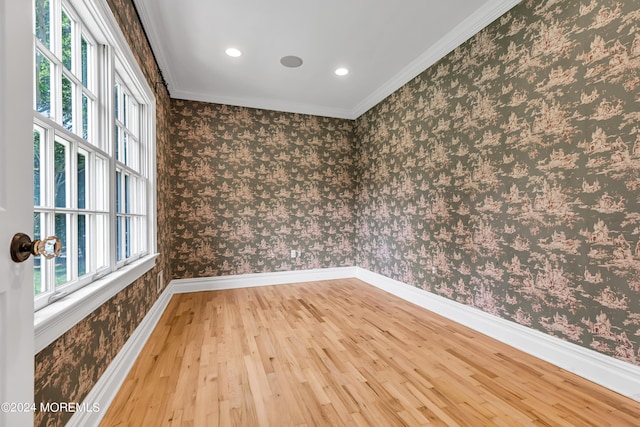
<box><xmin>225</xmin><ymin>48</ymin><xmax>242</xmax><ymax>58</ymax></box>
<box><xmin>334</xmin><ymin>67</ymin><xmax>349</xmax><ymax>76</ymax></box>
<box><xmin>280</xmin><ymin>55</ymin><xmax>304</xmax><ymax>68</ymax></box>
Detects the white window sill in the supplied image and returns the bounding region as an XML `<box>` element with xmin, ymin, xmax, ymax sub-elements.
<box><xmin>34</xmin><ymin>253</ymin><xmax>158</xmax><ymax>354</ymax></box>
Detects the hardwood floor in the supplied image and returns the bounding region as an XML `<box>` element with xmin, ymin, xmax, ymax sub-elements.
<box><xmin>100</xmin><ymin>279</ymin><xmax>640</xmax><ymax>426</ymax></box>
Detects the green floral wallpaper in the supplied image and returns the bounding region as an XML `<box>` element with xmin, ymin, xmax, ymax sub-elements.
<box><xmin>355</xmin><ymin>0</ymin><xmax>640</xmax><ymax>365</ymax></box>
<box><xmin>170</xmin><ymin>100</ymin><xmax>356</xmax><ymax>277</ymax></box>
<box><xmin>33</xmin><ymin>1</ymin><xmax>172</xmax><ymax>426</ymax></box>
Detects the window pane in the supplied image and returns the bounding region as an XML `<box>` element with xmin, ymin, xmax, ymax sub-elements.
<box><xmin>124</xmin><ymin>174</ymin><xmax>130</xmax><ymax>213</ymax></box>
<box><xmin>82</xmin><ymin>94</ymin><xmax>90</xmax><ymax>141</ymax></box>
<box><xmin>54</xmin><ymin>213</ymin><xmax>68</xmax><ymax>286</ymax></box>
<box><xmin>132</xmin><ymin>139</ymin><xmax>140</xmax><ymax>172</ymax></box>
<box><xmin>62</xmin><ymin>74</ymin><xmax>73</xmax><ymax>130</ymax></box>
<box><xmin>54</xmin><ymin>140</ymin><xmax>67</xmax><ymax>208</ymax></box>
<box><xmin>81</xmin><ymin>36</ymin><xmax>89</xmax><ymax>87</ymax></box>
<box><xmin>61</xmin><ymin>9</ymin><xmax>72</xmax><ymax>71</ymax></box>
<box><xmin>129</xmin><ymin>176</ymin><xmax>137</xmax><ymax>214</ymax></box>
<box><xmin>33</xmin><ymin>128</ymin><xmax>43</xmax><ymax>206</ymax></box>
<box><xmin>127</xmin><ymin>101</ymin><xmax>137</xmax><ymax>136</ymax></box>
<box><xmin>116</xmin><ymin>170</ymin><xmax>122</xmax><ymax>212</ymax></box>
<box><xmin>77</xmin><ymin>151</ymin><xmax>86</xmax><ymax>209</ymax></box>
<box><xmin>34</xmin><ymin>0</ymin><xmax>51</xmax><ymax>49</ymax></box>
<box><xmin>114</xmin><ymin>82</ymin><xmax>119</xmax><ymax>120</ymax></box>
<box><xmin>138</xmin><ymin>178</ymin><xmax>146</xmax><ymax>215</ymax></box>
<box><xmin>123</xmin><ymin>92</ymin><xmax>128</xmax><ymax>126</ymax></box>
<box><xmin>130</xmin><ymin>216</ymin><xmax>138</xmax><ymax>255</ymax></box>
<box><xmin>116</xmin><ymin>215</ymin><xmax>122</xmax><ymax>262</ymax></box>
<box><xmin>123</xmin><ymin>132</ymin><xmax>128</xmax><ymax>165</ymax></box>
<box><xmin>33</xmin><ymin>212</ymin><xmax>43</xmax><ymax>296</ymax></box>
<box><xmin>96</xmin><ymin>214</ymin><xmax>108</xmax><ymax>269</ymax></box>
<box><xmin>95</xmin><ymin>156</ymin><xmax>108</xmax><ymax>211</ymax></box>
<box><xmin>78</xmin><ymin>214</ymin><xmax>87</xmax><ymax>276</ymax></box>
<box><xmin>125</xmin><ymin>216</ymin><xmax>131</xmax><ymax>259</ymax></box>
<box><xmin>115</xmin><ymin>125</ymin><xmax>120</xmax><ymax>160</ymax></box>
<box><xmin>140</xmin><ymin>217</ymin><xmax>147</xmax><ymax>253</ymax></box>
<box><xmin>35</xmin><ymin>50</ymin><xmax>52</xmax><ymax>117</ymax></box>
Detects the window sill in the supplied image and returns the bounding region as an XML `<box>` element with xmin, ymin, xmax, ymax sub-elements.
<box><xmin>34</xmin><ymin>253</ymin><xmax>158</xmax><ymax>354</ymax></box>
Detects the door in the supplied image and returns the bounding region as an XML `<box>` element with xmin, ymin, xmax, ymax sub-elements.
<box><xmin>0</xmin><ymin>0</ymin><xmax>35</xmax><ymax>426</ymax></box>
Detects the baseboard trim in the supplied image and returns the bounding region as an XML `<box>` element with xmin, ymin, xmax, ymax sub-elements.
<box><xmin>354</xmin><ymin>267</ymin><xmax>640</xmax><ymax>402</ymax></box>
<box><xmin>73</xmin><ymin>266</ymin><xmax>640</xmax><ymax>426</ymax></box>
<box><xmin>66</xmin><ymin>284</ymin><xmax>175</xmax><ymax>427</ymax></box>
<box><xmin>170</xmin><ymin>266</ymin><xmax>358</xmax><ymax>293</ymax></box>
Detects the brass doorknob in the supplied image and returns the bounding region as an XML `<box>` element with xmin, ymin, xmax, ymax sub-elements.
<box><xmin>10</xmin><ymin>233</ymin><xmax>62</xmax><ymax>263</ymax></box>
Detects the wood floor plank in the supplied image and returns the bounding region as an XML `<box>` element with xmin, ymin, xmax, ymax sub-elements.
<box><xmin>100</xmin><ymin>279</ymin><xmax>640</xmax><ymax>426</ymax></box>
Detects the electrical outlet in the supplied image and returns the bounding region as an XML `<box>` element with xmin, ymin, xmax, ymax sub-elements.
<box><xmin>116</xmin><ymin>304</ymin><xmax>121</xmax><ymax>318</ymax></box>
<box><xmin>290</xmin><ymin>249</ymin><xmax>297</xmax><ymax>259</ymax></box>
<box><xmin>432</xmin><ymin>266</ymin><xmax>437</xmax><ymax>274</ymax></box>
<box><xmin>157</xmin><ymin>270</ymin><xmax>164</xmax><ymax>293</ymax></box>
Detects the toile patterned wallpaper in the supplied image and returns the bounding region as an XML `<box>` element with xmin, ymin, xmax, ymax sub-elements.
<box><xmin>355</xmin><ymin>0</ymin><xmax>640</xmax><ymax>365</ymax></box>
<box><xmin>33</xmin><ymin>1</ymin><xmax>172</xmax><ymax>426</ymax></box>
<box><xmin>30</xmin><ymin>1</ymin><xmax>640</xmax><ymax>425</ymax></box>
<box><xmin>170</xmin><ymin>100</ymin><xmax>356</xmax><ymax>277</ymax></box>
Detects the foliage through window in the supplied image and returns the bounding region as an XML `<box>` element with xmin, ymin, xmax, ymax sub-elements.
<box><xmin>32</xmin><ymin>0</ymin><xmax>155</xmax><ymax>310</ymax></box>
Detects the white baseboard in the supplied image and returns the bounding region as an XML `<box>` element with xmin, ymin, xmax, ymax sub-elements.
<box><xmin>66</xmin><ymin>284</ymin><xmax>175</xmax><ymax>427</ymax></box>
<box><xmin>354</xmin><ymin>267</ymin><xmax>640</xmax><ymax>402</ymax></box>
<box><xmin>72</xmin><ymin>266</ymin><xmax>640</xmax><ymax>426</ymax></box>
<box><xmin>170</xmin><ymin>266</ymin><xmax>358</xmax><ymax>293</ymax></box>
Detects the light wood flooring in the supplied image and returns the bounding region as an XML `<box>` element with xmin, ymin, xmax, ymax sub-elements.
<box><xmin>100</xmin><ymin>279</ymin><xmax>640</xmax><ymax>426</ymax></box>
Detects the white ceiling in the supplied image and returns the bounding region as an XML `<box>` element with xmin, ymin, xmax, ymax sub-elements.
<box><xmin>133</xmin><ymin>0</ymin><xmax>520</xmax><ymax>119</ymax></box>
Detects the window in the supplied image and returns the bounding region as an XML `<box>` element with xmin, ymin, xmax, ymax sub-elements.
<box><xmin>32</xmin><ymin>0</ymin><xmax>156</xmax><ymax>312</ymax></box>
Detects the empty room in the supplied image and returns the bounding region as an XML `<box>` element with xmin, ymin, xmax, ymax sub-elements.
<box><xmin>2</xmin><ymin>0</ymin><xmax>640</xmax><ymax>426</ymax></box>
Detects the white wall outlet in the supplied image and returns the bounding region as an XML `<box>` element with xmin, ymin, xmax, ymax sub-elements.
<box><xmin>157</xmin><ymin>270</ymin><xmax>164</xmax><ymax>293</ymax></box>
<box><xmin>290</xmin><ymin>249</ymin><xmax>297</xmax><ymax>259</ymax></box>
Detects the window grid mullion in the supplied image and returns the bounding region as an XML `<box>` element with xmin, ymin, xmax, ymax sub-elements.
<box><xmin>33</xmin><ymin>0</ymin><xmax>154</xmax><ymax>310</ymax></box>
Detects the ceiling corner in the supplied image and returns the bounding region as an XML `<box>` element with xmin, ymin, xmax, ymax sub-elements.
<box><xmin>350</xmin><ymin>0</ymin><xmax>523</xmax><ymax>119</ymax></box>
<box><xmin>133</xmin><ymin>0</ymin><xmax>176</xmax><ymax>93</ymax></box>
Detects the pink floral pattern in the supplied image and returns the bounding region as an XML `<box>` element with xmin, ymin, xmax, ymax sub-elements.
<box><xmin>170</xmin><ymin>101</ymin><xmax>356</xmax><ymax>277</ymax></box>
<box><xmin>355</xmin><ymin>0</ymin><xmax>640</xmax><ymax>365</ymax></box>
<box><xmin>32</xmin><ymin>2</ymin><xmax>640</xmax><ymax>425</ymax></box>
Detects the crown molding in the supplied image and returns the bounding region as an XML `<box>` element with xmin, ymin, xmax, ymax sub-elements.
<box><xmin>133</xmin><ymin>0</ymin><xmax>521</xmax><ymax>121</ymax></box>
<box><xmin>171</xmin><ymin>89</ymin><xmax>355</xmax><ymax>120</ymax></box>
<box><xmin>132</xmin><ymin>0</ymin><xmax>176</xmax><ymax>95</ymax></box>
<box><xmin>350</xmin><ymin>0</ymin><xmax>522</xmax><ymax>118</ymax></box>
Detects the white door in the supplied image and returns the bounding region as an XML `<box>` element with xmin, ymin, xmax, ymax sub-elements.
<box><xmin>0</xmin><ymin>0</ymin><xmax>36</xmax><ymax>426</ymax></box>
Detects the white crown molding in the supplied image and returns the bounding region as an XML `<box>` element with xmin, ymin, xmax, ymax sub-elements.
<box><xmin>171</xmin><ymin>89</ymin><xmax>356</xmax><ymax>120</ymax></box>
<box><xmin>73</xmin><ymin>265</ymin><xmax>639</xmax><ymax>426</ymax></box>
<box><xmin>350</xmin><ymin>0</ymin><xmax>522</xmax><ymax>118</ymax></box>
<box><xmin>354</xmin><ymin>267</ymin><xmax>640</xmax><ymax>402</ymax></box>
<box><xmin>134</xmin><ymin>0</ymin><xmax>520</xmax><ymax>120</ymax></box>
<box><xmin>132</xmin><ymin>0</ymin><xmax>175</xmax><ymax>95</ymax></box>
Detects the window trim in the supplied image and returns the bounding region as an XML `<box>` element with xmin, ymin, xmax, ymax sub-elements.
<box><xmin>33</xmin><ymin>0</ymin><xmax>157</xmax><ymax>352</ymax></box>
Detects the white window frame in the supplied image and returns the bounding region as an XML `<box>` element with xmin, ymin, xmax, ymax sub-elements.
<box><xmin>33</xmin><ymin>0</ymin><xmax>157</xmax><ymax>353</ymax></box>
